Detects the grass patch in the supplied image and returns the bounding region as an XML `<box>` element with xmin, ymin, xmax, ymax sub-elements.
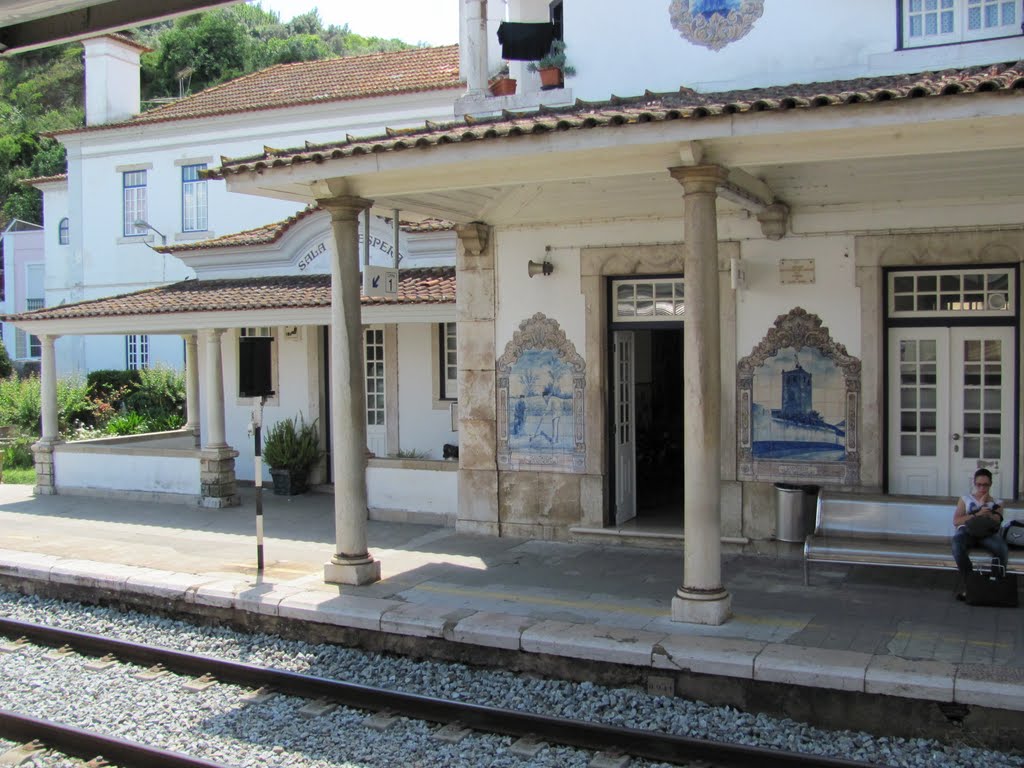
<box><xmin>1</xmin><ymin>466</ymin><xmax>36</xmax><ymax>485</ymax></box>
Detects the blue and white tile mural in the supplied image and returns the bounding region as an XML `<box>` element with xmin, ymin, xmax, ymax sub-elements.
<box><xmin>497</xmin><ymin>313</ymin><xmax>586</xmax><ymax>473</ymax></box>
<box><xmin>738</xmin><ymin>308</ymin><xmax>861</xmax><ymax>485</ymax></box>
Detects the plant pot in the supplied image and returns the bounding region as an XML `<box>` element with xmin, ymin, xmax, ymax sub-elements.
<box><xmin>490</xmin><ymin>77</ymin><xmax>517</xmax><ymax>96</ymax></box>
<box><xmin>269</xmin><ymin>467</ymin><xmax>308</xmax><ymax>496</ymax></box>
<box><xmin>537</xmin><ymin>66</ymin><xmax>562</xmax><ymax>90</ymax></box>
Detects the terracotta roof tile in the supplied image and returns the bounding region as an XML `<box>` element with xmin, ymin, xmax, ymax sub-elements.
<box><xmin>22</xmin><ymin>174</ymin><xmax>68</xmax><ymax>186</ymax></box>
<box><xmin>216</xmin><ymin>61</ymin><xmax>1024</xmax><ymax>176</ymax></box>
<box><xmin>5</xmin><ymin>267</ymin><xmax>455</xmax><ymax>322</ymax></box>
<box><xmin>155</xmin><ymin>207</ymin><xmax>455</xmax><ymax>253</ymax></box>
<box><xmin>51</xmin><ymin>45</ymin><xmax>462</xmax><ymax>136</ymax></box>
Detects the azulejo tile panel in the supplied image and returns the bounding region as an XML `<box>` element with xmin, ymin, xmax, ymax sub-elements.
<box><xmin>497</xmin><ymin>313</ymin><xmax>586</xmax><ymax>473</ymax></box>
<box><xmin>668</xmin><ymin>0</ymin><xmax>765</xmax><ymax>51</ymax></box>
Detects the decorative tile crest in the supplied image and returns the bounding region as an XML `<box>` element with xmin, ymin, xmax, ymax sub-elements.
<box><xmin>668</xmin><ymin>0</ymin><xmax>764</xmax><ymax>51</ymax></box>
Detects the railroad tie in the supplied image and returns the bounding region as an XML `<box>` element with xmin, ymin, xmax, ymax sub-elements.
<box><xmin>0</xmin><ymin>740</ymin><xmax>44</xmax><ymax>767</ymax></box>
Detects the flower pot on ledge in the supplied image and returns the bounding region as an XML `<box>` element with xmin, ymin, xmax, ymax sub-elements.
<box><xmin>490</xmin><ymin>77</ymin><xmax>517</xmax><ymax>96</ymax></box>
<box><xmin>537</xmin><ymin>66</ymin><xmax>563</xmax><ymax>90</ymax></box>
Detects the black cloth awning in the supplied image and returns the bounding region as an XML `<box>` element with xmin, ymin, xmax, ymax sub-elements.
<box><xmin>497</xmin><ymin>21</ymin><xmax>555</xmax><ymax>61</ymax></box>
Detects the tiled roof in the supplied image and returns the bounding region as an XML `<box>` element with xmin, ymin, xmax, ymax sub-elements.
<box><xmin>6</xmin><ymin>267</ymin><xmax>455</xmax><ymax>322</ymax></box>
<box><xmin>51</xmin><ymin>45</ymin><xmax>462</xmax><ymax>135</ymax></box>
<box><xmin>22</xmin><ymin>174</ymin><xmax>68</xmax><ymax>186</ymax></box>
<box><xmin>156</xmin><ymin>207</ymin><xmax>455</xmax><ymax>253</ymax></box>
<box><xmin>216</xmin><ymin>61</ymin><xmax>1024</xmax><ymax>176</ymax></box>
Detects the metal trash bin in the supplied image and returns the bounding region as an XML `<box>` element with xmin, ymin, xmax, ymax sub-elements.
<box><xmin>775</xmin><ymin>483</ymin><xmax>819</xmax><ymax>543</ymax></box>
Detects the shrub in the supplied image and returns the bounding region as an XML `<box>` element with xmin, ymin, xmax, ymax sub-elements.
<box><xmin>2</xmin><ymin>434</ymin><xmax>36</xmax><ymax>469</ymax></box>
<box><xmin>87</xmin><ymin>369</ymin><xmax>141</xmax><ymax>409</ymax></box>
<box><xmin>57</xmin><ymin>375</ymin><xmax>93</xmax><ymax>432</ymax></box>
<box><xmin>0</xmin><ymin>341</ymin><xmax>13</xmax><ymax>379</ymax></box>
<box><xmin>105</xmin><ymin>411</ymin><xmax>151</xmax><ymax>436</ymax></box>
<box><xmin>124</xmin><ymin>365</ymin><xmax>185</xmax><ymax>420</ymax></box>
<box><xmin>150</xmin><ymin>412</ymin><xmax>185</xmax><ymax>432</ymax></box>
<box><xmin>0</xmin><ymin>375</ymin><xmax>42</xmax><ymax>434</ymax></box>
<box><xmin>262</xmin><ymin>415</ymin><xmax>322</xmax><ymax>473</ymax></box>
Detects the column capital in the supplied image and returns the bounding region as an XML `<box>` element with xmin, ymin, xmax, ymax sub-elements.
<box><xmin>455</xmin><ymin>222</ymin><xmax>489</xmax><ymax>255</ymax></box>
<box><xmin>317</xmin><ymin>195</ymin><xmax>374</xmax><ymax>222</ymax></box>
<box><xmin>668</xmin><ymin>164</ymin><xmax>730</xmax><ymax>194</ymax></box>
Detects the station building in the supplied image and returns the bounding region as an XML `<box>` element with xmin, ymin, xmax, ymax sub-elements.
<box><xmin>8</xmin><ymin>0</ymin><xmax>1024</xmax><ymax>624</ymax></box>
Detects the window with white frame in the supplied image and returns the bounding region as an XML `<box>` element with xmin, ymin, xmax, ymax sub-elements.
<box><xmin>58</xmin><ymin>217</ymin><xmax>69</xmax><ymax>245</ymax></box>
<box><xmin>181</xmin><ymin>163</ymin><xmax>208</xmax><ymax>232</ymax></box>
<box><xmin>126</xmin><ymin>334</ymin><xmax>149</xmax><ymax>370</ymax></box>
<box><xmin>365</xmin><ymin>328</ymin><xmax>385</xmax><ymax>427</ymax></box>
<box><xmin>440</xmin><ymin>322</ymin><xmax>458</xmax><ymax>400</ymax></box>
<box><xmin>902</xmin><ymin>0</ymin><xmax>1019</xmax><ymax>47</ymax></box>
<box><xmin>238</xmin><ymin>327</ymin><xmax>275</xmax><ymax>398</ymax></box>
<box><xmin>123</xmin><ymin>170</ymin><xmax>147</xmax><ymax>236</ymax></box>
<box><xmin>888</xmin><ymin>268</ymin><xmax>1014</xmax><ymax>317</ymax></box>
<box><xmin>612</xmin><ymin>278</ymin><xmax>685</xmax><ymax>322</ymax></box>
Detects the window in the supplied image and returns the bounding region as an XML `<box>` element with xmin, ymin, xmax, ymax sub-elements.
<box><xmin>365</xmin><ymin>328</ymin><xmax>385</xmax><ymax>427</ymax></box>
<box><xmin>902</xmin><ymin>0</ymin><xmax>1018</xmax><ymax>47</ymax></box>
<box><xmin>16</xmin><ymin>265</ymin><xmax>44</xmax><ymax>359</ymax></box>
<box><xmin>612</xmin><ymin>278</ymin><xmax>685</xmax><ymax>322</ymax></box>
<box><xmin>239</xmin><ymin>327</ymin><xmax>274</xmax><ymax>398</ymax></box>
<box><xmin>439</xmin><ymin>322</ymin><xmax>458</xmax><ymax>400</ymax></box>
<box><xmin>888</xmin><ymin>268</ymin><xmax>1014</xmax><ymax>317</ymax></box>
<box><xmin>126</xmin><ymin>334</ymin><xmax>149</xmax><ymax>370</ymax></box>
<box><xmin>58</xmin><ymin>217</ymin><xmax>69</xmax><ymax>245</ymax></box>
<box><xmin>123</xmin><ymin>170</ymin><xmax>147</xmax><ymax>236</ymax></box>
<box><xmin>181</xmin><ymin>163</ymin><xmax>208</xmax><ymax>232</ymax></box>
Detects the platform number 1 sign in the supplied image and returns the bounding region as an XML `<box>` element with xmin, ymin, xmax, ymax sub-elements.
<box><xmin>363</xmin><ymin>265</ymin><xmax>400</xmax><ymax>298</ymax></box>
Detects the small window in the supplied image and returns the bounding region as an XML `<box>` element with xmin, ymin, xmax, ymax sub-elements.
<box><xmin>123</xmin><ymin>170</ymin><xmax>147</xmax><ymax>236</ymax></box>
<box><xmin>888</xmin><ymin>268</ymin><xmax>1014</xmax><ymax>317</ymax></box>
<box><xmin>126</xmin><ymin>334</ymin><xmax>149</xmax><ymax>370</ymax></box>
<box><xmin>182</xmin><ymin>163</ymin><xmax>208</xmax><ymax>233</ymax></box>
<box><xmin>439</xmin><ymin>322</ymin><xmax>458</xmax><ymax>400</ymax></box>
<box><xmin>239</xmin><ymin>327</ymin><xmax>274</xmax><ymax>398</ymax></box>
<box><xmin>902</xmin><ymin>0</ymin><xmax>1018</xmax><ymax>47</ymax></box>
<box><xmin>58</xmin><ymin>217</ymin><xmax>69</xmax><ymax>245</ymax></box>
<box><xmin>365</xmin><ymin>328</ymin><xmax>386</xmax><ymax>427</ymax></box>
<box><xmin>612</xmin><ymin>278</ymin><xmax>685</xmax><ymax>322</ymax></box>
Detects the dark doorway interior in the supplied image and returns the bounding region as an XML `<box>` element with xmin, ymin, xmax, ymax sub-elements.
<box><xmin>634</xmin><ymin>327</ymin><xmax>684</xmax><ymax>520</ymax></box>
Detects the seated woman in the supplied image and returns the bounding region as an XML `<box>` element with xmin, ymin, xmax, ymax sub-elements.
<box><xmin>951</xmin><ymin>468</ymin><xmax>1008</xmax><ymax>601</ymax></box>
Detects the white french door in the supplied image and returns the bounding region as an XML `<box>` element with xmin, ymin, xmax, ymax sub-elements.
<box><xmin>889</xmin><ymin>326</ymin><xmax>1014</xmax><ymax>498</ymax></box>
<box><xmin>613</xmin><ymin>331</ymin><xmax>636</xmax><ymax>525</ymax></box>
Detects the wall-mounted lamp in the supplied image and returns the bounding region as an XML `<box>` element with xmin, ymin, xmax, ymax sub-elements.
<box><xmin>133</xmin><ymin>219</ymin><xmax>167</xmax><ymax>245</ymax></box>
<box><xmin>527</xmin><ymin>259</ymin><xmax>554</xmax><ymax>278</ymax></box>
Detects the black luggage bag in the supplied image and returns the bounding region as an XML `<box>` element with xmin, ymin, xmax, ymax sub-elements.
<box><xmin>965</xmin><ymin>562</ymin><xmax>1019</xmax><ymax>607</ymax></box>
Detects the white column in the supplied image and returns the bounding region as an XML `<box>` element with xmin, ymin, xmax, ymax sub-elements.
<box><xmin>669</xmin><ymin>165</ymin><xmax>732</xmax><ymax>626</ymax></box>
<box><xmin>202</xmin><ymin>329</ymin><xmax>227</xmax><ymax>449</ymax></box>
<box><xmin>184</xmin><ymin>334</ymin><xmax>200</xmax><ymax>442</ymax></box>
<box><xmin>318</xmin><ymin>195</ymin><xmax>381</xmax><ymax>586</ymax></box>
<box><xmin>40</xmin><ymin>334</ymin><xmax>60</xmax><ymax>442</ymax></box>
<box><xmin>463</xmin><ymin>0</ymin><xmax>489</xmax><ymax>95</ymax></box>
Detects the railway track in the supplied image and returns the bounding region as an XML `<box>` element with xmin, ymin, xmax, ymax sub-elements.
<box><xmin>0</xmin><ymin>616</ymin><xmax>877</xmax><ymax>768</ymax></box>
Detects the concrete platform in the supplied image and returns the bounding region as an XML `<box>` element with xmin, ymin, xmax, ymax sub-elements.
<box><xmin>0</xmin><ymin>483</ymin><xmax>1021</xmax><ymax>744</ymax></box>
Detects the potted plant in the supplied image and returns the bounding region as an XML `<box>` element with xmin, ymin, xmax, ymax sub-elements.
<box><xmin>262</xmin><ymin>414</ymin><xmax>322</xmax><ymax>496</ymax></box>
<box><xmin>489</xmin><ymin>64</ymin><xmax>517</xmax><ymax>96</ymax></box>
<box><xmin>527</xmin><ymin>40</ymin><xmax>575</xmax><ymax>90</ymax></box>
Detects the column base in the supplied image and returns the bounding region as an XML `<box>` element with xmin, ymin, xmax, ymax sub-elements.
<box><xmin>324</xmin><ymin>555</ymin><xmax>381</xmax><ymax>585</ymax></box>
<box><xmin>671</xmin><ymin>588</ymin><xmax>732</xmax><ymax>625</ymax></box>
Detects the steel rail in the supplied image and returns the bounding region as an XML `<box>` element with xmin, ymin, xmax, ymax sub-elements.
<box><xmin>0</xmin><ymin>709</ymin><xmax>231</xmax><ymax>768</ymax></box>
<box><xmin>0</xmin><ymin>616</ymin><xmax>872</xmax><ymax>768</ymax></box>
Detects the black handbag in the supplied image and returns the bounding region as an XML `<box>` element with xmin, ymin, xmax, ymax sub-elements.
<box><xmin>965</xmin><ymin>562</ymin><xmax>1019</xmax><ymax>607</ymax></box>
<box><xmin>965</xmin><ymin>514</ymin><xmax>1001</xmax><ymax>537</ymax></box>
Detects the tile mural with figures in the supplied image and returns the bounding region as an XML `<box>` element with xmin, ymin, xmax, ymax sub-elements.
<box><xmin>497</xmin><ymin>313</ymin><xmax>586</xmax><ymax>473</ymax></box>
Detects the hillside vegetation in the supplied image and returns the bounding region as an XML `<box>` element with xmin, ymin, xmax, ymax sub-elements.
<box><xmin>0</xmin><ymin>4</ymin><xmax>415</xmax><ymax>227</ymax></box>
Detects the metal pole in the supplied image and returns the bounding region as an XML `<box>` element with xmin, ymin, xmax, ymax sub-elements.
<box><xmin>362</xmin><ymin>208</ymin><xmax>371</xmax><ymax>266</ymax></box>
<box><xmin>393</xmin><ymin>208</ymin><xmax>401</xmax><ymax>268</ymax></box>
<box><xmin>253</xmin><ymin>398</ymin><xmax>265</xmax><ymax>571</ymax></box>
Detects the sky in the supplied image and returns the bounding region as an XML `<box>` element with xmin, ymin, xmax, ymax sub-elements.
<box><xmin>252</xmin><ymin>1</ymin><xmax>460</xmax><ymax>47</ymax></box>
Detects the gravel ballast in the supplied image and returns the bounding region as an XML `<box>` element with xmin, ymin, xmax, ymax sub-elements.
<box><xmin>0</xmin><ymin>590</ymin><xmax>1020</xmax><ymax>768</ymax></box>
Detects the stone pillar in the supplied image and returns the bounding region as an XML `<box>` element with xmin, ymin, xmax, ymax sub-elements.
<box><xmin>669</xmin><ymin>165</ymin><xmax>732</xmax><ymax>626</ymax></box>
<box><xmin>463</xmin><ymin>0</ymin><xmax>489</xmax><ymax>96</ymax></box>
<box><xmin>33</xmin><ymin>334</ymin><xmax>61</xmax><ymax>495</ymax></box>
<box><xmin>454</xmin><ymin>222</ymin><xmax>499</xmax><ymax>536</ymax></box>
<box><xmin>184</xmin><ymin>333</ymin><xmax>200</xmax><ymax>446</ymax></box>
<box><xmin>318</xmin><ymin>195</ymin><xmax>381</xmax><ymax>586</ymax></box>
<box><xmin>198</xmin><ymin>328</ymin><xmax>238</xmax><ymax>508</ymax></box>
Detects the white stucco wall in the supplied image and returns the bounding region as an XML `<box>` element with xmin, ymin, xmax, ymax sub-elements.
<box><xmin>367</xmin><ymin>464</ymin><xmax>457</xmax><ymax>518</ymax></box>
<box><xmin>54</xmin><ymin>448</ymin><xmax>200</xmax><ymax>496</ymax></box>
<box><xmin>397</xmin><ymin>323</ymin><xmax>458</xmax><ymax>457</ymax></box>
<box><xmin>557</xmin><ymin>0</ymin><xmax>1024</xmax><ymax>100</ymax></box>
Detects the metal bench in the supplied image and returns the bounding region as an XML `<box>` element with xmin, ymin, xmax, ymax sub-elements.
<box><xmin>803</xmin><ymin>490</ymin><xmax>1024</xmax><ymax>585</ymax></box>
